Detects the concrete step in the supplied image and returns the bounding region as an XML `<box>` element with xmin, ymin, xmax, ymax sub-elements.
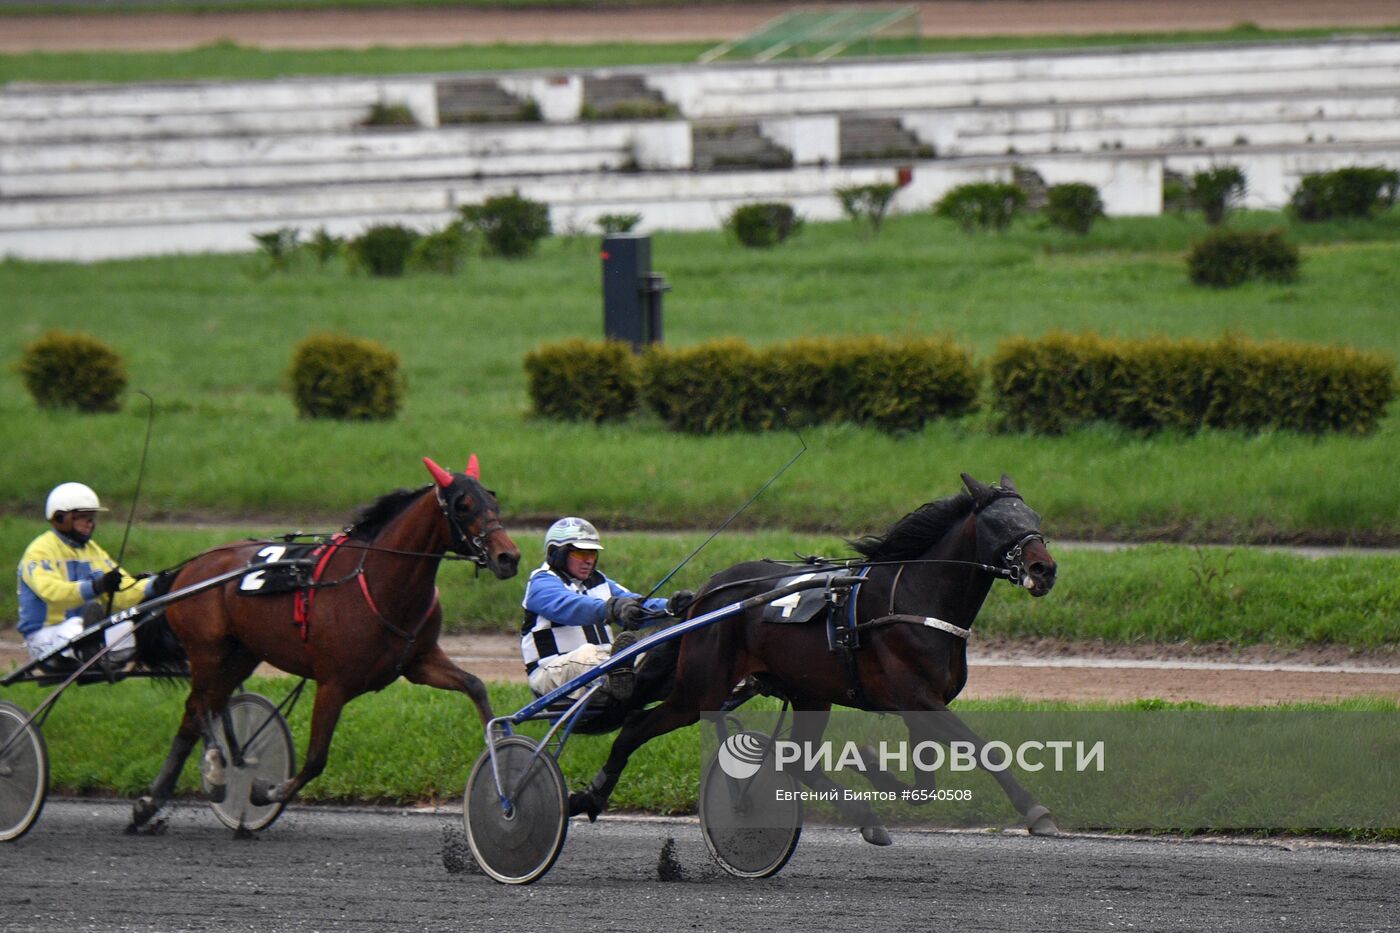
<box><xmin>653</xmin><ymin>39</ymin><xmax>1400</xmax><ymax>118</ymax></box>
<box><xmin>840</xmin><ymin>116</ymin><xmax>934</xmax><ymax>162</ymax></box>
<box><xmin>901</xmin><ymin>89</ymin><xmax>1400</xmax><ymax>157</ymax></box>
<box><xmin>9</xmin><ymin>139</ymin><xmax>1400</xmax><ymax>261</ymax></box>
<box><xmin>436</xmin><ymin>79</ymin><xmax>532</xmax><ymax>124</ymax></box>
<box><xmin>0</xmin><ymin>123</ymin><xmax>640</xmax><ymax>173</ymax></box>
<box><xmin>0</xmin><ymin>149</ymin><xmax>633</xmax><ymax>198</ymax></box>
<box><xmin>582</xmin><ymin>74</ymin><xmax>675</xmax><ymax>120</ymax></box>
<box><xmin>692</xmin><ymin>121</ymin><xmax>793</xmax><ymax>171</ymax></box>
<box><xmin>0</xmin><ymin>77</ymin><xmax>438</xmax><ymax>140</ymax></box>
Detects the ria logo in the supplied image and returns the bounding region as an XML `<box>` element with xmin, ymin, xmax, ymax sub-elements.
<box><xmin>716</xmin><ymin>732</ymin><xmax>769</xmax><ymax>780</ymax></box>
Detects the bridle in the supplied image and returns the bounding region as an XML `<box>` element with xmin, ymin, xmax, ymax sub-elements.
<box><xmin>999</xmin><ymin>531</ymin><xmax>1047</xmax><ymax>587</ymax></box>
<box><xmin>971</xmin><ymin>486</ymin><xmax>1047</xmax><ymax>588</ymax></box>
<box><xmin>434</xmin><ymin>477</ymin><xmax>505</xmax><ymax>571</ymax></box>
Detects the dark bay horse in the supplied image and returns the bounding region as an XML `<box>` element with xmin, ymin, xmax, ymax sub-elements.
<box><xmin>129</xmin><ymin>456</ymin><xmax>520</xmax><ymax>830</ymax></box>
<box><xmin>570</xmin><ymin>472</ymin><xmax>1060</xmax><ymax>842</ymax></box>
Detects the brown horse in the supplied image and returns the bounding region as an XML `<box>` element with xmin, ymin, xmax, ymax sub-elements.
<box><xmin>570</xmin><ymin>472</ymin><xmax>1061</xmax><ymax>842</ymax></box>
<box><xmin>129</xmin><ymin>456</ymin><xmax>520</xmax><ymax>830</ymax></box>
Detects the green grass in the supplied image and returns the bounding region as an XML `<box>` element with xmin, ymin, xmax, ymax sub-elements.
<box><xmin>3</xmin><ymin>24</ymin><xmax>1399</xmax><ymax>84</ymax></box>
<box><xmin>3</xmin><ymin>676</ymin><xmax>1393</xmax><ymax>829</ymax></box>
<box><xmin>3</xmin><ymin>517</ymin><xmax>1398</xmax><ymax>647</ymax></box>
<box><xmin>3</xmin><ymin>212</ymin><xmax>1400</xmax><ymax>543</ymax></box>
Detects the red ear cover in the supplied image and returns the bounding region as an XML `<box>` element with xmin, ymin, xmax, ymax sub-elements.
<box><xmin>423</xmin><ymin>457</ymin><xmax>454</xmax><ymax>487</ymax></box>
<box><xmin>466</xmin><ymin>453</ymin><xmax>481</xmax><ymax>480</ymax></box>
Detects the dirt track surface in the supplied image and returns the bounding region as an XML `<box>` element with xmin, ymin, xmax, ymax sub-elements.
<box><xmin>7</xmin><ymin>630</ymin><xmax>1397</xmax><ymax>705</ymax></box>
<box><xmin>438</xmin><ymin>633</ymin><xmax>1400</xmax><ymax>706</ymax></box>
<box><xmin>2</xmin><ymin>0</ymin><xmax>1399</xmax><ymax>53</ymax></box>
<box><xmin>3</xmin><ymin>799</ymin><xmax>1397</xmax><ymax>933</ymax></box>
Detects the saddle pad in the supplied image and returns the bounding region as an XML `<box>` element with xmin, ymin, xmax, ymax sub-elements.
<box><xmin>235</xmin><ymin>541</ymin><xmax>322</xmax><ymax>597</ymax></box>
<box><xmin>759</xmin><ymin>570</ymin><xmax>847</xmax><ymax>625</ymax></box>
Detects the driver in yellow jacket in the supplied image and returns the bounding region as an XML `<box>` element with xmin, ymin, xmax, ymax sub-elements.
<box><xmin>16</xmin><ymin>482</ymin><xmax>155</xmax><ymax>668</ymax></box>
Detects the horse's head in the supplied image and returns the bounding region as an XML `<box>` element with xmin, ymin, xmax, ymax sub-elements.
<box><xmin>961</xmin><ymin>472</ymin><xmax>1057</xmax><ymax>597</ymax></box>
<box><xmin>423</xmin><ymin>455</ymin><xmax>521</xmax><ymax>579</ymax></box>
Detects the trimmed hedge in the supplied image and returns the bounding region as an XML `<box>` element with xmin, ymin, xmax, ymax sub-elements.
<box><xmin>1043</xmin><ymin>182</ymin><xmax>1104</xmax><ymax>235</ymax></box>
<box><xmin>349</xmin><ymin>224</ymin><xmax>419</xmax><ymax>277</ymax></box>
<box><xmin>288</xmin><ymin>333</ymin><xmax>404</xmax><ymax>421</ymax></box>
<box><xmin>935</xmin><ymin>181</ymin><xmax>1026</xmax><ymax>232</ymax></box>
<box><xmin>528</xmin><ymin>334</ymin><xmax>1393</xmax><ymax>437</ymax></box>
<box><xmin>726</xmin><ymin>202</ymin><xmax>802</xmax><ymax>248</ymax></box>
<box><xmin>460</xmin><ymin>192</ymin><xmax>552</xmax><ymax>258</ymax></box>
<box><xmin>1289</xmin><ymin>166</ymin><xmax>1399</xmax><ymax>221</ymax></box>
<box><xmin>989</xmin><ymin>332</ymin><xmax>1395</xmax><ymax>435</ymax></box>
<box><xmin>18</xmin><ymin>330</ymin><xmax>127</xmax><ymax>413</ymax></box>
<box><xmin>523</xmin><ymin>338</ymin><xmax>639</xmax><ymax>423</ymax></box>
<box><xmin>523</xmin><ymin>337</ymin><xmax>976</xmax><ymax>434</ymax></box>
<box><xmin>1187</xmin><ymin>228</ymin><xmax>1300</xmax><ymax>288</ymax></box>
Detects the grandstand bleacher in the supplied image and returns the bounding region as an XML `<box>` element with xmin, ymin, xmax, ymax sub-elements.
<box><xmin>2</xmin><ymin>37</ymin><xmax>1398</xmax><ymax>260</ymax></box>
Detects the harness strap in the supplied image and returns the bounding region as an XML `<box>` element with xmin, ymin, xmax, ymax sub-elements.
<box><xmin>862</xmin><ymin>561</ymin><xmax>972</xmax><ymax>638</ymax></box>
<box><xmin>858</xmin><ymin>613</ymin><xmax>972</xmax><ymax>640</ymax></box>
<box><xmin>293</xmin><ymin>534</ymin><xmax>347</xmax><ymax>641</ymax></box>
<box><xmin>357</xmin><ymin>575</ymin><xmax>440</xmax><ymax>641</ymax></box>
<box><xmin>829</xmin><ymin>568</ymin><xmax>870</xmax><ymax>707</ymax></box>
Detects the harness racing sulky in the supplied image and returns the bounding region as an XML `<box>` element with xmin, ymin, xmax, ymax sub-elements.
<box><xmin>464</xmin><ymin>472</ymin><xmax>1059</xmax><ymax>883</ymax></box>
<box><xmin>0</xmin><ymin>455</ymin><xmax>519</xmax><ymax>842</ymax></box>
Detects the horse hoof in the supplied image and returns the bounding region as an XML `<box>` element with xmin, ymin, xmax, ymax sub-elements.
<box><xmin>861</xmin><ymin>825</ymin><xmax>893</xmax><ymax>847</ymax></box>
<box><xmin>1026</xmin><ymin>805</ymin><xmax>1060</xmax><ymax>837</ymax></box>
<box><xmin>200</xmin><ymin>748</ymin><xmax>227</xmax><ymax>799</ymax></box>
<box><xmin>249</xmin><ymin>778</ymin><xmax>275</xmax><ymax>807</ymax></box>
<box><xmin>125</xmin><ymin>816</ymin><xmax>167</xmax><ymax>837</ymax></box>
<box><xmin>568</xmin><ymin>791</ymin><xmax>601</xmax><ymax>822</ymax></box>
<box><xmin>129</xmin><ymin>796</ymin><xmax>159</xmax><ymax>828</ymax></box>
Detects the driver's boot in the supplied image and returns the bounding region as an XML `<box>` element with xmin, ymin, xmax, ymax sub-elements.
<box><xmin>603</xmin><ymin>630</ymin><xmax>640</xmax><ymax>701</ymax></box>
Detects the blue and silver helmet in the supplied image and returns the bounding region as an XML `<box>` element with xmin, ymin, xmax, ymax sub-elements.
<box><xmin>543</xmin><ymin>516</ymin><xmax>603</xmax><ymax>557</ymax></box>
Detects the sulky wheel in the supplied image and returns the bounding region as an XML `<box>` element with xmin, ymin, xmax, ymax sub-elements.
<box><xmin>463</xmin><ymin>735</ymin><xmax>568</xmax><ymax>885</ymax></box>
<box><xmin>698</xmin><ymin>734</ymin><xmax>803</xmax><ymax>879</ymax></box>
<box><xmin>207</xmin><ymin>692</ymin><xmax>296</xmax><ymax>833</ymax></box>
<box><xmin>0</xmin><ymin>700</ymin><xmax>48</xmax><ymax>843</ymax></box>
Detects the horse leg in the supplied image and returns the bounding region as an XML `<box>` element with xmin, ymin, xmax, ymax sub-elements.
<box><xmin>130</xmin><ymin>715</ymin><xmax>199</xmax><ymax>830</ymax></box>
<box><xmin>569</xmin><ymin>695</ymin><xmax>706</xmax><ymax>820</ymax></box>
<box><xmin>402</xmin><ymin>645</ymin><xmax>494</xmax><ymax>726</ymax></box>
<box><xmin>787</xmin><ymin>705</ymin><xmax>892</xmax><ymax>846</ymax></box>
<box><xmin>250</xmin><ymin>682</ymin><xmax>347</xmax><ymax>807</ymax></box>
<box><xmin>130</xmin><ymin>693</ymin><xmax>226</xmax><ymax>829</ymax></box>
<box><xmin>857</xmin><ymin>712</ymin><xmax>942</xmax><ymax>798</ymax></box>
<box><xmin>130</xmin><ymin>640</ymin><xmax>256</xmax><ymax>831</ymax></box>
<box><xmin>918</xmin><ymin>708</ymin><xmax>1060</xmax><ymax>836</ymax></box>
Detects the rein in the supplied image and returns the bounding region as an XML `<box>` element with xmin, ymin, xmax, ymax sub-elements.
<box><xmin>232</xmin><ymin>483</ymin><xmax>494</xmax><ymax>647</ymax></box>
<box><xmin>696</xmin><ymin>556</ymin><xmax>1016</xmax><ymax>606</ymax></box>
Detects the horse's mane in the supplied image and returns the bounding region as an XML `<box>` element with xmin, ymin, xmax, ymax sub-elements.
<box><xmin>346</xmin><ymin>485</ymin><xmax>430</xmax><ymax>541</ymax></box>
<box><xmin>850</xmin><ymin>492</ymin><xmax>975</xmax><ymax>562</ymax></box>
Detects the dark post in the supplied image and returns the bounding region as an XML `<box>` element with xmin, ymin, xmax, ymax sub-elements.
<box><xmin>602</xmin><ymin>233</ymin><xmax>667</xmax><ymax>349</ymax></box>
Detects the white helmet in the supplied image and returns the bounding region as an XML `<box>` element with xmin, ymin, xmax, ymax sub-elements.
<box><xmin>544</xmin><ymin>517</ymin><xmax>603</xmax><ymax>557</ymax></box>
<box><xmin>45</xmin><ymin>482</ymin><xmax>107</xmax><ymax>520</ymax></box>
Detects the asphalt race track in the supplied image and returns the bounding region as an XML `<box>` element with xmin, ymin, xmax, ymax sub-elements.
<box><xmin>1</xmin><ymin>799</ymin><xmax>1395</xmax><ymax>931</ymax></box>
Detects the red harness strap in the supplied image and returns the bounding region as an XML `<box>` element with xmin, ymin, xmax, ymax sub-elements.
<box><xmin>293</xmin><ymin>534</ymin><xmax>347</xmax><ymax>641</ymax></box>
<box><xmin>293</xmin><ymin>533</ymin><xmax>442</xmax><ymax>643</ymax></box>
<box><xmin>358</xmin><ymin>576</ymin><xmax>441</xmax><ymax>640</ymax></box>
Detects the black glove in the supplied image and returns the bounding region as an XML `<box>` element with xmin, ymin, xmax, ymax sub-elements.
<box><xmin>606</xmin><ymin>596</ymin><xmax>647</xmax><ymax>630</ymax></box>
<box><xmin>667</xmin><ymin>589</ymin><xmax>696</xmax><ymax>617</ymax></box>
<box><xmin>96</xmin><ymin>568</ymin><xmax>123</xmax><ymax>596</ymax></box>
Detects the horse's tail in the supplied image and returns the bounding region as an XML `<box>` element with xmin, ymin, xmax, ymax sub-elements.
<box><xmin>133</xmin><ymin>569</ymin><xmax>189</xmax><ymax>677</ymax></box>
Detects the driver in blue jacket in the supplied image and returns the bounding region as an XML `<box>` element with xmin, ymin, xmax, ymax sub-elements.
<box><xmin>520</xmin><ymin>517</ymin><xmax>692</xmax><ymax>701</ymax></box>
